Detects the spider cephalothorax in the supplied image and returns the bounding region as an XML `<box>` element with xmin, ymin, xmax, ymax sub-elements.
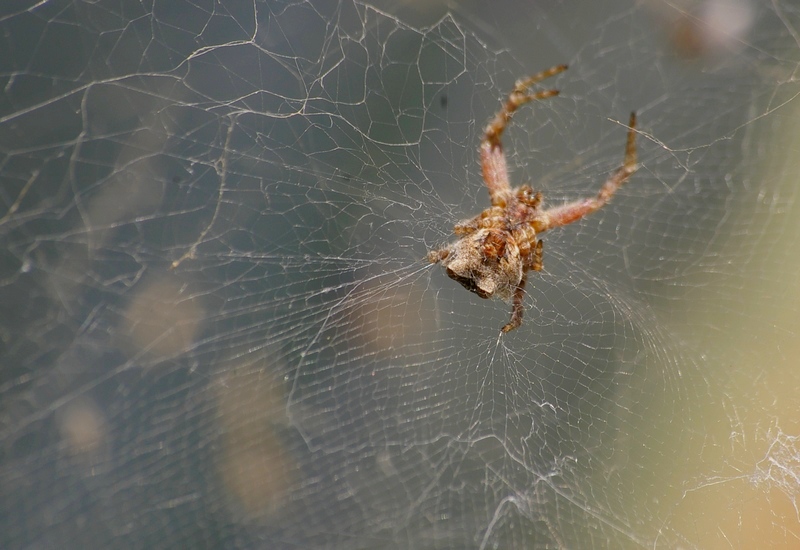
<box><xmin>428</xmin><ymin>65</ymin><xmax>638</xmax><ymax>332</ymax></box>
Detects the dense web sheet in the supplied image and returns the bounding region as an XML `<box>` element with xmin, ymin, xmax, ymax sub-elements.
<box><xmin>2</xmin><ymin>0</ymin><xmax>800</xmax><ymax>548</ymax></box>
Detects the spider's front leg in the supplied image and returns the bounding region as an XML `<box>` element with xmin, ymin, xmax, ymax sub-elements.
<box><xmin>481</xmin><ymin>65</ymin><xmax>567</xmax><ymax>207</ymax></box>
<box><xmin>535</xmin><ymin>112</ymin><xmax>638</xmax><ymax>231</ymax></box>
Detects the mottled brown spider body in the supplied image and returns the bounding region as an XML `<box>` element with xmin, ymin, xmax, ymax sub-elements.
<box><xmin>428</xmin><ymin>65</ymin><xmax>638</xmax><ymax>332</ymax></box>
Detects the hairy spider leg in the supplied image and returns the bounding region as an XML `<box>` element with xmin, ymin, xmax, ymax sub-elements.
<box><xmin>535</xmin><ymin>112</ymin><xmax>638</xmax><ymax>232</ymax></box>
<box><xmin>481</xmin><ymin>65</ymin><xmax>568</xmax><ymax>206</ymax></box>
<box><xmin>502</xmin><ymin>271</ymin><xmax>528</xmax><ymax>333</ymax></box>
<box><xmin>502</xmin><ymin>239</ymin><xmax>543</xmax><ymax>332</ymax></box>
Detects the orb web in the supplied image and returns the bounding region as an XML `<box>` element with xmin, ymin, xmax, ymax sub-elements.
<box><xmin>2</xmin><ymin>1</ymin><xmax>800</xmax><ymax>548</ymax></box>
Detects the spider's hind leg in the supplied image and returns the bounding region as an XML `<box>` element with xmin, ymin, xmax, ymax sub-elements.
<box><xmin>530</xmin><ymin>239</ymin><xmax>544</xmax><ymax>271</ymax></box>
<box><xmin>501</xmin><ymin>271</ymin><xmax>528</xmax><ymax>333</ymax></box>
<box><xmin>427</xmin><ymin>248</ymin><xmax>449</xmax><ymax>264</ymax></box>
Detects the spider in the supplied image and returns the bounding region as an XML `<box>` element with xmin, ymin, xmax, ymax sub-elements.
<box><xmin>428</xmin><ymin>65</ymin><xmax>639</xmax><ymax>332</ymax></box>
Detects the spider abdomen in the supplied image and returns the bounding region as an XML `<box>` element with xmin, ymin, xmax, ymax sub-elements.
<box><xmin>440</xmin><ymin>227</ymin><xmax>522</xmax><ymax>302</ymax></box>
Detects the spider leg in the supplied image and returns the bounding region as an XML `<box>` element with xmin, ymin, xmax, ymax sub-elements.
<box><xmin>535</xmin><ymin>112</ymin><xmax>638</xmax><ymax>231</ymax></box>
<box><xmin>453</xmin><ymin>213</ymin><xmax>482</xmax><ymax>235</ymax></box>
<box><xmin>530</xmin><ymin>239</ymin><xmax>543</xmax><ymax>271</ymax></box>
<box><xmin>481</xmin><ymin>65</ymin><xmax>568</xmax><ymax>207</ymax></box>
<box><xmin>499</xmin><ymin>240</ymin><xmax>541</xmax><ymax>333</ymax></box>
<box><xmin>484</xmin><ymin>65</ymin><xmax>568</xmax><ymax>148</ymax></box>
<box><xmin>501</xmin><ymin>271</ymin><xmax>528</xmax><ymax>333</ymax></box>
<box><xmin>427</xmin><ymin>248</ymin><xmax>449</xmax><ymax>264</ymax></box>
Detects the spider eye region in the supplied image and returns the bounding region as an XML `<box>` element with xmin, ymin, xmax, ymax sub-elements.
<box><xmin>439</xmin><ymin>228</ymin><xmax>522</xmax><ymax>302</ymax></box>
